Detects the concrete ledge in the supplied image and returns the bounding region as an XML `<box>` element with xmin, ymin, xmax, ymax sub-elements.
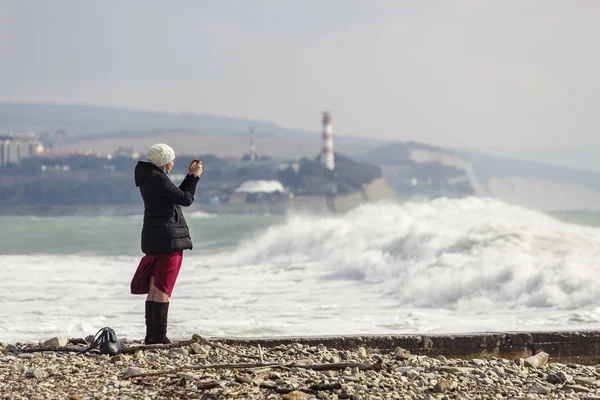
<box><xmin>211</xmin><ymin>331</ymin><xmax>600</xmax><ymax>365</ymax></box>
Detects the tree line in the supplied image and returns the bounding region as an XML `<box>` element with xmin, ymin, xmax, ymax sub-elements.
<box><xmin>0</xmin><ymin>153</ymin><xmax>383</xmax><ymax>205</ymax></box>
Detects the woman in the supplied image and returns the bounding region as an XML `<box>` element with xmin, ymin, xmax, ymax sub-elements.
<box><xmin>130</xmin><ymin>143</ymin><xmax>202</xmax><ymax>344</ymax></box>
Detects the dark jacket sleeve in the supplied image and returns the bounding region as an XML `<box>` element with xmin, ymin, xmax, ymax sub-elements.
<box><xmin>157</xmin><ymin>173</ymin><xmax>200</xmax><ymax>206</ymax></box>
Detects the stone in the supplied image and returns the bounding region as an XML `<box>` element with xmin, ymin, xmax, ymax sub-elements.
<box><xmin>340</xmin><ymin>385</ymin><xmax>353</xmax><ymax>398</ymax></box>
<box><xmin>515</xmin><ymin>358</ymin><xmax>525</xmax><ymax>367</ymax></box>
<box><xmin>3</xmin><ymin>345</ymin><xmax>19</xmax><ymax>354</ymax></box>
<box><xmin>438</xmin><ymin>366</ymin><xmax>475</xmax><ymax>374</ymax></box>
<box><xmin>524</xmin><ymin>352</ymin><xmax>549</xmax><ymax>368</ymax></box>
<box><xmin>260</xmin><ymin>380</ymin><xmax>276</xmax><ymax>389</ymax></box>
<box><xmin>17</xmin><ymin>353</ymin><xmax>34</xmax><ymax>359</ymax></box>
<box><xmin>146</xmin><ymin>354</ymin><xmax>160</xmax><ymax>364</ymax></box>
<box><xmin>25</xmin><ymin>368</ymin><xmax>48</xmax><ymax>379</ymax></box>
<box><xmin>43</xmin><ymin>336</ymin><xmax>68</xmax><ymax>347</ymax></box>
<box><xmin>528</xmin><ymin>386</ymin><xmax>551</xmax><ymax>395</ymax></box>
<box><xmin>357</xmin><ymin>347</ymin><xmax>368</xmax><ymax>361</ymax></box>
<box><xmin>177</xmin><ymin>372</ymin><xmax>195</xmax><ymax>380</ymax></box>
<box><xmin>394</xmin><ymin>347</ymin><xmax>411</xmax><ymax>361</ymax></box>
<box><xmin>564</xmin><ymin>384</ymin><xmax>590</xmax><ymax>393</ymax></box>
<box><xmin>282</xmin><ymin>390</ymin><xmax>312</xmax><ymax>400</ymax></box>
<box><xmin>189</xmin><ymin>343</ymin><xmax>205</xmax><ymax>355</ymax></box>
<box><xmin>124</xmin><ymin>367</ymin><xmax>144</xmax><ymax>377</ymax></box>
<box><xmin>406</xmin><ymin>369</ymin><xmax>420</xmax><ymax>379</ymax></box>
<box><xmin>396</xmin><ymin>367</ymin><xmax>423</xmax><ymax>374</ymax></box>
<box><xmin>574</xmin><ymin>377</ymin><xmax>600</xmax><ymax>387</ymax></box>
<box><xmin>471</xmin><ymin>359</ymin><xmax>487</xmax><ymax>366</ymax></box>
<box><xmin>168</xmin><ymin>348</ymin><xmax>189</xmax><ymax>358</ymax></box>
<box><xmin>547</xmin><ymin>371</ymin><xmax>573</xmax><ymax>384</ymax></box>
<box><xmin>12</xmin><ymin>361</ymin><xmax>24</xmax><ymax>372</ymax></box>
<box><xmin>433</xmin><ymin>378</ymin><xmax>451</xmax><ymax>393</ymax></box>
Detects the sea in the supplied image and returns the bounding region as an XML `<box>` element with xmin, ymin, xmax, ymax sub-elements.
<box><xmin>2</xmin><ymin>196</ymin><xmax>600</xmax><ymax>343</ymax></box>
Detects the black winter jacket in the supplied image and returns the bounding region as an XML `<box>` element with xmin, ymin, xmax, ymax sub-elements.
<box><xmin>134</xmin><ymin>161</ymin><xmax>200</xmax><ymax>255</ymax></box>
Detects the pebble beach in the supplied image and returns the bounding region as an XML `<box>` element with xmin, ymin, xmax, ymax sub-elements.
<box><xmin>2</xmin><ymin>335</ymin><xmax>600</xmax><ymax>399</ymax></box>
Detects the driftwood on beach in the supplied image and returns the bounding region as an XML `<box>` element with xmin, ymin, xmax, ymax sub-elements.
<box><xmin>20</xmin><ymin>334</ymin><xmax>262</xmax><ymax>361</ymax></box>
<box><xmin>122</xmin><ymin>334</ymin><xmax>261</xmax><ymax>360</ymax></box>
<box><xmin>126</xmin><ymin>360</ymin><xmax>383</xmax><ymax>379</ymax></box>
<box><xmin>5</xmin><ymin>333</ymin><xmax>600</xmax><ymax>399</ymax></box>
<box><xmin>13</xmin><ymin>333</ymin><xmax>384</xmax><ymax>398</ymax></box>
<box><xmin>18</xmin><ymin>341</ymin><xmax>197</xmax><ymax>354</ymax></box>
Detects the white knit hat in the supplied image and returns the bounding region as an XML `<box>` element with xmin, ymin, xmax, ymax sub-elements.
<box><xmin>147</xmin><ymin>143</ymin><xmax>176</xmax><ymax>167</ymax></box>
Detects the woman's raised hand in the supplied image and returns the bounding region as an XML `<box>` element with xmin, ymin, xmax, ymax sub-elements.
<box><xmin>188</xmin><ymin>159</ymin><xmax>203</xmax><ymax>177</ymax></box>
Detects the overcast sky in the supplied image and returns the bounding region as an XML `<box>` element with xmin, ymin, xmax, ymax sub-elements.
<box><xmin>1</xmin><ymin>0</ymin><xmax>599</xmax><ymax>148</ymax></box>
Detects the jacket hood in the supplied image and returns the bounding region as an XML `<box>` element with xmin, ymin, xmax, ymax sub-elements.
<box><xmin>134</xmin><ymin>161</ymin><xmax>161</xmax><ymax>187</ymax></box>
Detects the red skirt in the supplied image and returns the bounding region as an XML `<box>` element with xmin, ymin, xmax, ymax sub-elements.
<box><xmin>130</xmin><ymin>251</ymin><xmax>183</xmax><ymax>297</ymax></box>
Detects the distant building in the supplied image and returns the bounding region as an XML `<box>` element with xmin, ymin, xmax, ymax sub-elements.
<box><xmin>235</xmin><ymin>180</ymin><xmax>285</xmax><ymax>194</ymax></box>
<box><xmin>111</xmin><ymin>146</ymin><xmax>140</xmax><ymax>159</ymax></box>
<box><xmin>231</xmin><ymin>180</ymin><xmax>289</xmax><ymax>204</ymax></box>
<box><xmin>38</xmin><ymin>149</ymin><xmax>100</xmax><ymax>158</ymax></box>
<box><xmin>0</xmin><ymin>133</ymin><xmax>44</xmax><ymax>167</ymax></box>
<box><xmin>237</xmin><ymin>158</ymin><xmax>299</xmax><ymax>172</ymax></box>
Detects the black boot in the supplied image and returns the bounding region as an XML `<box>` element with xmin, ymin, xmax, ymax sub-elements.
<box><xmin>144</xmin><ymin>301</ymin><xmax>155</xmax><ymax>345</ymax></box>
<box><xmin>152</xmin><ymin>301</ymin><xmax>172</xmax><ymax>344</ymax></box>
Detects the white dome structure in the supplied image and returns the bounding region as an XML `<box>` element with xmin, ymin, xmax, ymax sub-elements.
<box><xmin>235</xmin><ymin>180</ymin><xmax>285</xmax><ymax>194</ymax></box>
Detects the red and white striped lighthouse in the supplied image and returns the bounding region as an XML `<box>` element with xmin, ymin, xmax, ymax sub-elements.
<box><xmin>249</xmin><ymin>128</ymin><xmax>256</xmax><ymax>161</ymax></box>
<box><xmin>321</xmin><ymin>112</ymin><xmax>335</xmax><ymax>171</ymax></box>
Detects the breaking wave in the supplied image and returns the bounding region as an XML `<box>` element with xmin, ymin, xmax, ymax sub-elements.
<box><xmin>211</xmin><ymin>197</ymin><xmax>600</xmax><ymax>311</ymax></box>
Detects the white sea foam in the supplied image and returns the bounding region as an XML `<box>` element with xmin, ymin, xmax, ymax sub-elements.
<box><xmin>186</xmin><ymin>211</ymin><xmax>217</xmax><ymax>219</ymax></box>
<box><xmin>206</xmin><ymin>197</ymin><xmax>600</xmax><ymax>309</ymax></box>
<box><xmin>2</xmin><ymin>197</ymin><xmax>600</xmax><ymax>342</ymax></box>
